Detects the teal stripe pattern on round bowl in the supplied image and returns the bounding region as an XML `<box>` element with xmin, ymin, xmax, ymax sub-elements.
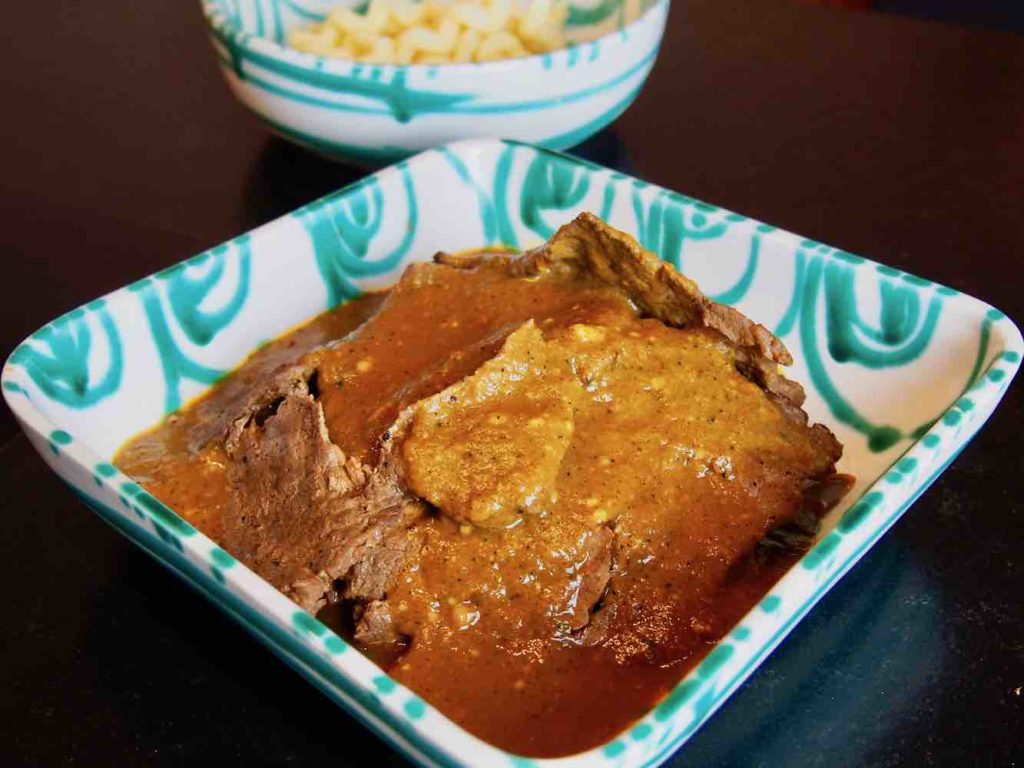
<box><xmin>4</xmin><ymin>138</ymin><xmax>1021</xmax><ymax>767</ymax></box>
<box><xmin>199</xmin><ymin>0</ymin><xmax>669</xmax><ymax>164</ymax></box>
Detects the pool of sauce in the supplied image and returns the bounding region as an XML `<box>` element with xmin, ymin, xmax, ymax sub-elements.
<box><xmin>116</xmin><ymin>261</ymin><xmax>846</xmax><ymax>757</ymax></box>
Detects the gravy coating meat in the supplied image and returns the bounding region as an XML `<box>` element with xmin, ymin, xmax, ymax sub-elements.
<box><xmin>116</xmin><ymin>213</ymin><xmax>849</xmax><ymax>757</ymax></box>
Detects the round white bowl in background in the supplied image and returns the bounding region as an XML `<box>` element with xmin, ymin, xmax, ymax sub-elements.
<box><xmin>199</xmin><ymin>0</ymin><xmax>670</xmax><ymax>165</ymax></box>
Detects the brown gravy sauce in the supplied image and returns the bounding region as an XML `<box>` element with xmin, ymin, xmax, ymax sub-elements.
<box><xmin>116</xmin><ymin>262</ymin><xmax>847</xmax><ymax>757</ymax></box>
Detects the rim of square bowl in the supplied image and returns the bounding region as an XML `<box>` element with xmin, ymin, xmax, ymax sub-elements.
<box><xmin>199</xmin><ymin>0</ymin><xmax>670</xmax><ymax>77</ymax></box>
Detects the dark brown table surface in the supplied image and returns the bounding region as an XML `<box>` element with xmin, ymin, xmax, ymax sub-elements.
<box><xmin>3</xmin><ymin>1</ymin><xmax>1022</xmax><ymax>765</ymax></box>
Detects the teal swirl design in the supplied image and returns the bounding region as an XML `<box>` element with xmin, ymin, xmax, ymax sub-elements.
<box><xmin>166</xmin><ymin>242</ymin><xmax>253</xmax><ymax>346</ymax></box>
<box><xmin>774</xmin><ymin>246</ymin><xmax>809</xmax><ymax>338</ymax></box>
<box><xmin>439</xmin><ymin>147</ymin><xmax>500</xmax><ymax>244</ymax></box>
<box><xmin>825</xmin><ymin>262</ymin><xmax>942</xmax><ymax>368</ymax></box>
<box><xmin>130</xmin><ymin>236</ymin><xmax>253</xmax><ymax>413</ymax></box>
<box><xmin>537</xmin><ymin>79</ymin><xmax>647</xmax><ymax>150</ymax></box>
<box><xmin>455</xmin><ymin>145</ymin><xmax>618</xmax><ymax>248</ymax></box>
<box><xmin>632</xmin><ymin>185</ymin><xmax>729</xmax><ymax>270</ymax></box>
<box><xmin>520</xmin><ymin>153</ymin><xmax>593</xmax><ymax>239</ymax></box>
<box><xmin>708</xmin><ymin>229</ymin><xmax>763</xmax><ymax>305</ymax></box>
<box><xmin>965</xmin><ymin>307</ymin><xmax>1003</xmax><ymax>388</ymax></box>
<box><xmin>218</xmin><ymin>0</ymin><xmax>643</xmax><ymax>37</ymax></box>
<box><xmin>566</xmin><ymin>0</ymin><xmax>661</xmax><ymax>29</ymax></box>
<box><xmin>276</xmin><ymin>0</ymin><xmax>325</xmax><ymax>23</ymax></box>
<box><xmin>494</xmin><ymin>144</ymin><xmax>522</xmax><ymax>248</ymax></box>
<box><xmin>210</xmin><ymin>36</ymin><xmax>659</xmax><ymax>120</ymax></box>
<box><xmin>214</xmin><ymin>0</ymin><xmax>344</xmax><ymax>42</ymax></box>
<box><xmin>210</xmin><ymin>22</ymin><xmax>476</xmax><ymax>123</ymax></box>
<box><xmin>568</xmin><ymin>0</ymin><xmax>628</xmax><ymax>26</ymax></box>
<box><xmin>8</xmin><ymin>300</ymin><xmax>123</xmax><ymax>409</ymax></box>
<box><xmin>251</xmin><ymin>0</ymin><xmax>285</xmax><ymax>41</ymax></box>
<box><xmin>440</xmin><ymin>143</ymin><xmax>531</xmax><ymax>248</ymax></box>
<box><xmin>297</xmin><ymin>163</ymin><xmax>418</xmax><ymax>307</ymax></box>
<box><xmin>785</xmin><ymin>245</ymin><xmax>945</xmax><ymax>451</ymax></box>
<box><xmin>599</xmin><ymin>174</ymin><xmax>619</xmax><ymax>221</ymax></box>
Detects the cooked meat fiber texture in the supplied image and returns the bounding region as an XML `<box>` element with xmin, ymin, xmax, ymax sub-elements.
<box><xmin>222</xmin><ymin>388</ymin><xmax>423</xmax><ymax>614</ymax></box>
<box><xmin>216</xmin><ymin>213</ymin><xmax>842</xmax><ymax>655</ymax></box>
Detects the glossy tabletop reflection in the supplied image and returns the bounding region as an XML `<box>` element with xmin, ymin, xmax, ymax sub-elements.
<box><xmin>1</xmin><ymin>1</ymin><xmax>1022</xmax><ymax>765</ymax></box>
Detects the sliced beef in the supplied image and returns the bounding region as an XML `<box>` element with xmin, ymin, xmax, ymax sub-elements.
<box><xmin>231</xmin><ymin>365</ymin><xmax>318</xmax><ymax>446</ymax></box>
<box><xmin>542</xmin><ymin>214</ymin><xmax>791</xmax><ymax>362</ymax></box>
<box><xmin>354</xmin><ymin>600</ymin><xmax>401</xmax><ymax>646</ymax></box>
<box><xmin>437</xmin><ymin>212</ymin><xmax>803</xmax><ymax>405</ymax></box>
<box><xmin>214</xmin><ymin>210</ymin><xmax>841</xmax><ymax>660</ymax></box>
<box><xmin>731</xmin><ymin>347</ymin><xmax>842</xmax><ymax>463</ymax></box>
<box><xmin>343</xmin><ymin>525</ymin><xmax>416</xmax><ymax>601</ymax></box>
<box><xmin>220</xmin><ymin>382</ymin><xmax>424</xmax><ymax>614</ymax></box>
<box><xmin>188</xmin><ymin>359</ymin><xmax>317</xmax><ymax>454</ymax></box>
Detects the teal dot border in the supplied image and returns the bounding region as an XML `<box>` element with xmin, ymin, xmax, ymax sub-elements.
<box><xmin>48</xmin><ymin>429</ymin><xmax>72</xmax><ymax>455</ymax></box>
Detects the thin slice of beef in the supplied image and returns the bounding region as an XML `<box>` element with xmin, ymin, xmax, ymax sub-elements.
<box><xmin>354</xmin><ymin>600</ymin><xmax>401</xmax><ymax>646</ymax></box>
<box><xmin>437</xmin><ymin>212</ymin><xmax>802</xmax><ymax>402</ymax></box>
<box><xmin>220</xmin><ymin>382</ymin><xmax>424</xmax><ymax>614</ymax></box>
<box><xmin>435</xmin><ymin>212</ymin><xmax>791</xmax><ymax>364</ymax></box>
<box><xmin>314</xmin><ymin>427</ymin><xmax>423</xmax><ymax>602</ymax></box>
<box><xmin>187</xmin><ymin>359</ymin><xmax>317</xmax><ymax>454</ymax></box>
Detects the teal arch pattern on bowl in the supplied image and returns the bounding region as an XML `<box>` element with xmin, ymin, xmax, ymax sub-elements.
<box><xmin>198</xmin><ymin>0</ymin><xmax>671</xmax><ymax>163</ymax></box>
<box><xmin>3</xmin><ymin>138</ymin><xmax>1021</xmax><ymax>768</ymax></box>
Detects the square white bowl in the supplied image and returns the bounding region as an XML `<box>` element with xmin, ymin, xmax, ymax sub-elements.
<box><xmin>4</xmin><ymin>138</ymin><xmax>1020</xmax><ymax>767</ymax></box>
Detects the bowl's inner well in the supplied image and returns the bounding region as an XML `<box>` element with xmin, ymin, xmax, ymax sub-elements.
<box><xmin>214</xmin><ymin>0</ymin><xmax>658</xmax><ymax>47</ymax></box>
